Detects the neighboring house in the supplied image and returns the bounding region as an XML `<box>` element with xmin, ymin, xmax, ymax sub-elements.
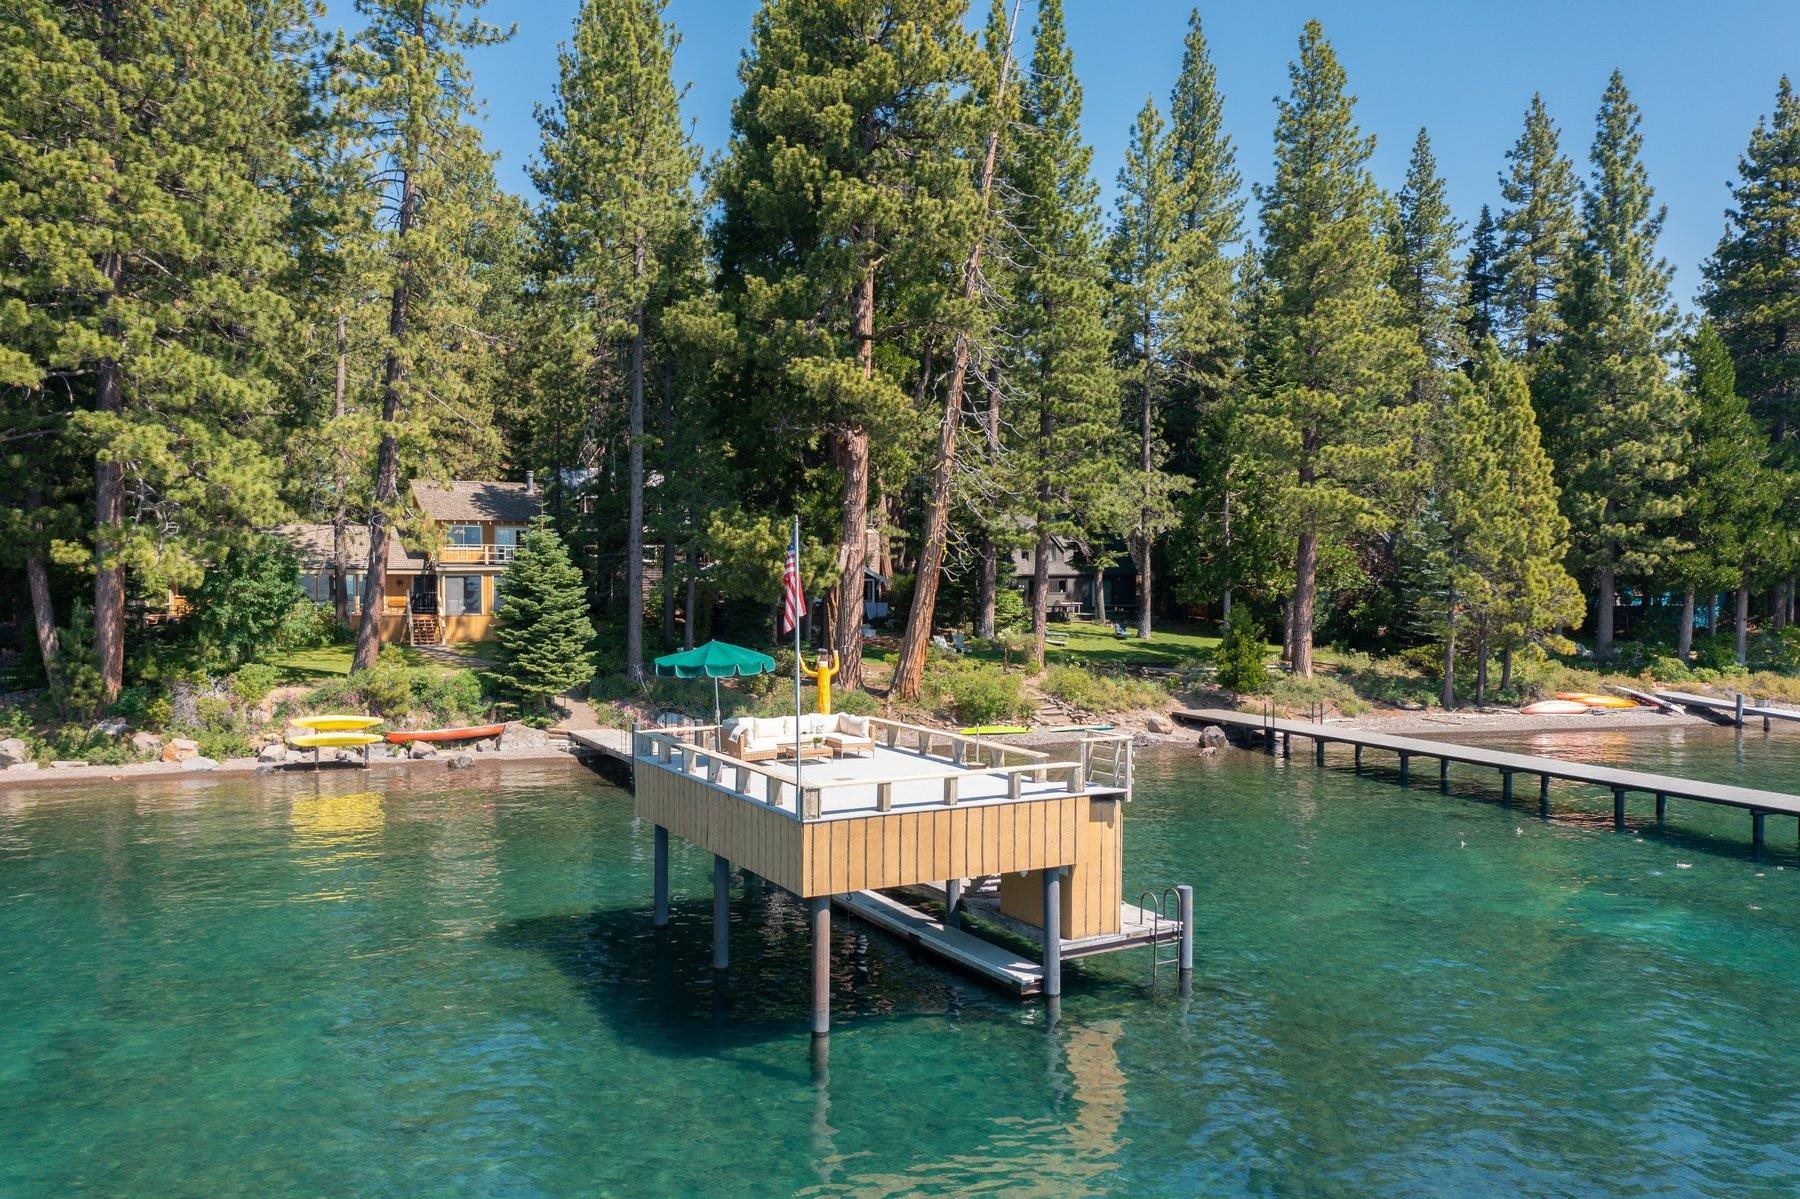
<box><xmin>1011</xmin><ymin>537</ymin><xmax>1137</xmax><ymax>621</ymax></box>
<box><xmin>283</xmin><ymin>478</ymin><xmax>541</xmax><ymax>646</ymax></box>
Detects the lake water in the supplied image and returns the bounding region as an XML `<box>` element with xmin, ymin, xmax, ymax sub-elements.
<box><xmin>2</xmin><ymin>726</ymin><xmax>1797</xmax><ymax>1197</ymax></box>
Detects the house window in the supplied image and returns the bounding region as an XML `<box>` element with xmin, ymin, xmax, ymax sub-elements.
<box><xmin>495</xmin><ymin>526</ymin><xmax>522</xmax><ymax>562</ymax></box>
<box><xmin>444</xmin><ymin>575</ymin><xmax>483</xmax><ymax>616</ymax></box>
<box><xmin>1055</xmin><ymin>579</ymin><xmax>1068</xmax><ymax>594</ymax></box>
<box><xmin>447</xmin><ymin>524</ymin><xmax>482</xmax><ymax>548</ymax></box>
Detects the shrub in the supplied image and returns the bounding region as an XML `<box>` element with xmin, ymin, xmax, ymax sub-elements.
<box><xmin>1213</xmin><ymin>606</ymin><xmax>1270</xmax><ymax>693</ymax></box>
<box><xmin>354</xmin><ymin>648</ymin><xmax>415</xmax><ymax>718</ymax></box>
<box><xmin>921</xmin><ymin>658</ymin><xmax>1028</xmax><ymax>726</ymax></box>
<box><xmin>111</xmin><ymin>684</ymin><xmax>174</xmax><ymax>732</ymax></box>
<box><xmin>1043</xmin><ymin>665</ymin><xmax>1169</xmax><ymax>713</ymax></box>
<box><xmin>1269</xmin><ymin>673</ymin><xmax>1367</xmax><ymax>716</ymax></box>
<box><xmin>227</xmin><ymin>663</ymin><xmax>280</xmax><ymax>709</ymax></box>
<box><xmin>190</xmin><ymin>535</ymin><xmax>307</xmax><ymax>671</ymax></box>
<box><xmin>412</xmin><ymin>668</ymin><xmax>486</xmax><ymax>723</ymax></box>
<box><xmin>491</xmin><ymin>519</ymin><xmax>598</xmax><ymax>711</ymax></box>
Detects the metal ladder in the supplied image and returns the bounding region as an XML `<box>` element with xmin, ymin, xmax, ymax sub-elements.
<box><xmin>1138</xmin><ymin>886</ymin><xmax>1183</xmax><ymax>978</ymax></box>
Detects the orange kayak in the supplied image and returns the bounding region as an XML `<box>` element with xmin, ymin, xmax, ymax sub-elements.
<box><xmin>386</xmin><ymin>724</ymin><xmax>506</xmax><ymax>745</ymax></box>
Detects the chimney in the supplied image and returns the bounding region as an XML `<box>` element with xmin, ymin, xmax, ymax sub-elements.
<box><xmin>525</xmin><ymin>470</ymin><xmax>536</xmax><ymax>495</ymax></box>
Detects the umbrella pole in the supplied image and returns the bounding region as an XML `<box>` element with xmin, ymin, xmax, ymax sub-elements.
<box><xmin>713</xmin><ymin>677</ymin><xmax>721</xmax><ymax>727</ymax></box>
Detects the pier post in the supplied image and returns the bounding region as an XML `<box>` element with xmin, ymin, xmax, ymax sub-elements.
<box><xmin>1439</xmin><ymin>758</ymin><xmax>1449</xmax><ymax>794</ymax></box>
<box><xmin>712</xmin><ymin>855</ymin><xmax>730</xmax><ymax>970</ymax></box>
<box><xmin>1612</xmin><ymin>789</ymin><xmax>1626</xmax><ymax>831</ymax></box>
<box><xmin>1502</xmin><ymin>770</ymin><xmax>1514</xmax><ymax>806</ymax></box>
<box><xmin>1539</xmin><ymin>775</ymin><xmax>1551</xmax><ymax>819</ymax></box>
<box><xmin>1041</xmin><ymin>868</ymin><xmax>1063</xmax><ymax>1000</ymax></box>
<box><xmin>1354</xmin><ymin>745</ymin><xmax>1363</xmax><ymax>773</ymax></box>
<box><xmin>653</xmin><ymin>825</ymin><xmax>670</xmax><ymax>928</ymax></box>
<box><xmin>1399</xmin><ymin>753</ymin><xmax>1410</xmax><ymax>786</ymax></box>
<box><xmin>1655</xmin><ymin>793</ymin><xmax>1667</xmax><ymax>824</ymax></box>
<box><xmin>1175</xmin><ymin>884</ymin><xmax>1194</xmax><ymax>989</ymax></box>
<box><xmin>1753</xmin><ymin>810</ymin><xmax>1767</xmax><ymax>856</ymax></box>
<box><xmin>809</xmin><ymin>896</ymin><xmax>831</xmax><ymax>1049</ymax></box>
<box><xmin>1736</xmin><ymin>693</ymin><xmax>1746</xmax><ymax>727</ymax></box>
<box><xmin>1282</xmin><ymin>732</ymin><xmax>1291</xmax><ymax>759</ymax></box>
<box><xmin>945</xmin><ymin>878</ymin><xmax>963</xmax><ymax>930</ymax></box>
<box><xmin>1315</xmin><ymin>738</ymin><xmax>1325</xmax><ymax>767</ymax></box>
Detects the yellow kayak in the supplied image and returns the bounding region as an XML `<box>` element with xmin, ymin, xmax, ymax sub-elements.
<box><xmin>288</xmin><ymin>732</ymin><xmax>385</xmax><ymax>750</ymax></box>
<box><xmin>291</xmin><ymin>715</ymin><xmax>384</xmax><ymax>732</ymax></box>
<box><xmin>1555</xmin><ymin>692</ymin><xmax>1638</xmax><ymax>710</ymax></box>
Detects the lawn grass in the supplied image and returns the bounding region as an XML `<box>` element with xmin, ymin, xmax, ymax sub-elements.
<box><xmin>268</xmin><ymin>643</ymin><xmax>434</xmax><ymax>681</ymax></box>
<box><xmin>961</xmin><ymin>620</ymin><xmax>1220</xmax><ymax>670</ymax></box>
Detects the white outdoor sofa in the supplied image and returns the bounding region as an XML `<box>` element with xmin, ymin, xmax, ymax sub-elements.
<box><xmin>722</xmin><ymin>713</ymin><xmax>877</xmax><ymax>762</ymax></box>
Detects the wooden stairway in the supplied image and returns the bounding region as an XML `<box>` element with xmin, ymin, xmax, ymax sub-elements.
<box><xmin>409</xmin><ymin>613</ymin><xmax>440</xmax><ymax>646</ymax></box>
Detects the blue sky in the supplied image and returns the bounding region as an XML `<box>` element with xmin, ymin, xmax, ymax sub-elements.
<box><xmin>346</xmin><ymin>1</ymin><xmax>1800</xmax><ymax>306</ymax></box>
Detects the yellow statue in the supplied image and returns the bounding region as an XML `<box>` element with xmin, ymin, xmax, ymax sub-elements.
<box><xmin>799</xmin><ymin>650</ymin><xmax>840</xmax><ymax>715</ymax></box>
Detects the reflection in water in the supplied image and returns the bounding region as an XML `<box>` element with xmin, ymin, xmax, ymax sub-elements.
<box><xmin>289</xmin><ymin>790</ymin><xmax>384</xmax><ymax>845</ymax></box>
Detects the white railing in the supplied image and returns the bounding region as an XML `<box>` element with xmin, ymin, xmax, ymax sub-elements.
<box><xmin>631</xmin><ymin>717</ymin><xmax>1117</xmax><ymax>821</ymax></box>
<box><xmin>438</xmin><ymin>544</ymin><xmax>516</xmax><ymax>566</ymax></box>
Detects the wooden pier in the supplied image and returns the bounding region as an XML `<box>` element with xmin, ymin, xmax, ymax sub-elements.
<box><xmin>1177</xmin><ymin>708</ymin><xmax>1800</xmax><ymax>854</ymax></box>
<box><xmin>1642</xmin><ymin>688</ymin><xmax>1800</xmax><ymax>729</ymax></box>
<box><xmin>621</xmin><ymin>718</ymin><xmax>1189</xmax><ymax>1050</ymax></box>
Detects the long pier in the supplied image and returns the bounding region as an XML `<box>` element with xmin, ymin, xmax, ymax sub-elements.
<box><xmin>1178</xmin><ymin>708</ymin><xmax>1800</xmax><ymax>854</ymax></box>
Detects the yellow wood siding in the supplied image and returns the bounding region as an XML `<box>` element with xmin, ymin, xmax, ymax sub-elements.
<box><xmin>634</xmin><ymin>765</ymin><xmax>805</xmax><ymax>893</ymax></box>
<box><xmin>996</xmin><ymin>798</ymin><xmax>1122</xmax><ymax>939</ymax></box>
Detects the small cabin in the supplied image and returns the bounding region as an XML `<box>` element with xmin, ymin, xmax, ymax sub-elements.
<box><xmin>283</xmin><ymin>479</ymin><xmax>541</xmax><ymax>646</ymax></box>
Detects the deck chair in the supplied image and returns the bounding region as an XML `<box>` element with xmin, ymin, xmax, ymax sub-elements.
<box><xmin>1111</xmin><ymin>622</ymin><xmax>1129</xmax><ymax>639</ymax></box>
<box><xmin>951</xmin><ymin>631</ymin><xmax>968</xmax><ymax>654</ymax></box>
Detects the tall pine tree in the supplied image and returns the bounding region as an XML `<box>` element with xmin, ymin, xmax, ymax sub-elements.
<box><xmin>1539</xmin><ymin>71</ymin><xmax>1691</xmax><ymax>658</ymax></box>
<box><xmin>533</xmin><ymin>0</ymin><xmax>700</xmax><ymax>685</ymax></box>
<box><xmin>1242</xmin><ymin>20</ymin><xmax>1419</xmax><ymax>677</ymax></box>
<box><xmin>999</xmin><ymin>0</ymin><xmax>1121</xmax><ymax>668</ymax></box>
<box><xmin>1463</xmin><ymin>205</ymin><xmax>1502</xmax><ymax>348</ymax></box>
<box><xmin>1496</xmin><ymin>93</ymin><xmax>1579</xmax><ymax>355</ymax></box>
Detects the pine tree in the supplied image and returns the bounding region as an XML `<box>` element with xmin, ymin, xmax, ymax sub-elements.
<box><xmin>341</xmin><ymin>0</ymin><xmax>512</xmax><ymax>672</ymax></box>
<box><xmin>493</xmin><ymin>518</ymin><xmax>599</xmax><ymax>710</ymax></box>
<box><xmin>533</xmin><ymin>0</ymin><xmax>700</xmax><ymax>686</ymax></box>
<box><xmin>1673</xmin><ymin>323</ymin><xmax>1778</xmax><ymax>660</ymax></box>
<box><xmin>1389</xmin><ymin>128</ymin><xmax>1466</xmax><ymax>405</ymax></box>
<box><xmin>997</xmin><ymin>0</ymin><xmax>1122</xmax><ymax>668</ymax></box>
<box><xmin>1464</xmin><ymin>205</ymin><xmax>1502</xmax><ymax>348</ymax></box>
<box><xmin>1496</xmin><ymin>93</ymin><xmax>1579</xmax><ymax>354</ymax></box>
<box><xmin>712</xmin><ymin>0</ymin><xmax>979</xmax><ymax>692</ymax></box>
<box><xmin>1539</xmin><ymin>71</ymin><xmax>1691</xmax><ymax>659</ymax></box>
<box><xmin>1241</xmin><ymin>20</ymin><xmax>1420</xmax><ymax>677</ymax></box>
<box><xmin>0</xmin><ymin>0</ymin><xmax>312</xmax><ymax>699</ymax></box>
<box><xmin>1107</xmin><ymin>96</ymin><xmax>1192</xmax><ymax>640</ymax></box>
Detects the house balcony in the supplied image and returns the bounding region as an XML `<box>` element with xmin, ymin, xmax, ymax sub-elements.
<box><xmin>438</xmin><ymin>544</ymin><xmax>516</xmax><ymax>566</ymax></box>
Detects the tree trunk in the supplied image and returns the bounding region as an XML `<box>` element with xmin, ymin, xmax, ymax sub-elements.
<box><xmin>1030</xmin><ymin>527</ymin><xmax>1051</xmax><ymax>670</ymax></box>
<box><xmin>1709</xmin><ymin>592</ymin><xmax>1721</xmax><ymax>639</ymax></box>
<box><xmin>660</xmin><ymin>538</ymin><xmax>675</xmax><ymax>643</ymax></box>
<box><xmin>1291</xmin><ymin>530</ymin><xmax>1318</xmax><ymax>677</ymax></box>
<box><xmin>684</xmin><ymin>545</ymin><xmax>699</xmax><ymax>650</ymax></box>
<box><xmin>1676</xmin><ymin>582</ymin><xmax>1695</xmax><ymax>662</ymax></box>
<box><xmin>354</xmin><ymin>152</ymin><xmax>417</xmax><ymax>673</ymax></box>
<box><xmin>1773</xmin><ymin>580</ymin><xmax>1791</xmax><ymax>630</ymax></box>
<box><xmin>976</xmin><ymin>540</ymin><xmax>997</xmax><ymax>639</ymax></box>
<box><xmin>1499</xmin><ymin>645</ymin><xmax>1513</xmax><ymax>694</ymax></box>
<box><xmin>1592</xmin><ymin>563</ymin><xmax>1616</xmax><ymax>661</ymax></box>
<box><xmin>1281</xmin><ymin>598</ymin><xmax>1294</xmax><ymax>667</ymax></box>
<box><xmin>1220</xmin><ymin>483</ymin><xmax>1233</xmax><ymax>620</ymax></box>
<box><xmin>832</xmin><ymin>423</ymin><xmax>870</xmax><ymax>693</ymax></box>
<box><xmin>626</xmin><ymin>289</ymin><xmax>647</xmax><ymax>685</ymax></box>
<box><xmin>890</xmin><ymin>9</ymin><xmax>1019</xmax><ymax>699</ymax></box>
<box><xmin>330</xmin><ymin>313</ymin><xmax>352</xmax><ymax>625</ymax></box>
<box><xmin>93</xmin><ymin>250</ymin><xmax>126</xmax><ymax>702</ymax></box>
<box><xmin>1441</xmin><ymin>614</ymin><xmax>1456</xmax><ymax>710</ymax></box>
<box><xmin>1735</xmin><ymin>583</ymin><xmax>1750</xmax><ymax>666</ymax></box>
<box><xmin>660</xmin><ymin>362</ymin><xmax>675</xmax><ymax>645</ymax></box>
<box><xmin>1092</xmin><ymin>565</ymin><xmax>1107</xmax><ymax>623</ymax></box>
<box><xmin>1136</xmin><ymin>330</ymin><xmax>1154</xmax><ymax>641</ymax></box>
<box><xmin>1475</xmin><ymin>625</ymin><xmax>1489</xmax><ymax>708</ymax></box>
<box><xmin>25</xmin><ymin>488</ymin><xmax>59</xmax><ymax>686</ymax></box>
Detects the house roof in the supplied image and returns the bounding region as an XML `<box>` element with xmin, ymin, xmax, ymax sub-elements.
<box><xmin>410</xmin><ymin>480</ymin><xmax>540</xmax><ymax>524</ymax></box>
<box><xmin>277</xmin><ymin>523</ymin><xmax>424</xmax><ymax>574</ymax></box>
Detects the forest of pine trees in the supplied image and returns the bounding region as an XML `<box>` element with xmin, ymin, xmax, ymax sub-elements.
<box><xmin>3</xmin><ymin>1</ymin><xmax>1797</xmax><ymax>715</ymax></box>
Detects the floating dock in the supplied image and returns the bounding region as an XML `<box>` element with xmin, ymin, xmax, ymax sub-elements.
<box><xmin>624</xmin><ymin>718</ymin><xmax>1189</xmax><ymax>1052</ymax></box>
<box><xmin>1177</xmin><ymin>708</ymin><xmax>1800</xmax><ymax>854</ymax></box>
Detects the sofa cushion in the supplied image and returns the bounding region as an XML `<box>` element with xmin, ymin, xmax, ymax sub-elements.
<box><xmin>800</xmin><ymin>713</ymin><xmax>830</xmax><ymax>737</ymax></box>
<box><xmin>836</xmin><ymin>715</ymin><xmax>870</xmax><ymax>738</ymax></box>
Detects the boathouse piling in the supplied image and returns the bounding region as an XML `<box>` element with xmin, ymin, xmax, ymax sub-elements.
<box><xmin>653</xmin><ymin>826</ymin><xmax>670</xmax><ymax>928</ymax></box>
<box><xmin>1175</xmin><ymin>885</ymin><xmax>1194</xmax><ymax>986</ymax></box>
<box><xmin>712</xmin><ymin>855</ymin><xmax>730</xmax><ymax>970</ymax></box>
<box><xmin>809</xmin><ymin>896</ymin><xmax>831</xmax><ymax>1046</ymax></box>
<box><xmin>1042</xmin><ymin>868</ymin><xmax>1062</xmax><ymax>999</ymax></box>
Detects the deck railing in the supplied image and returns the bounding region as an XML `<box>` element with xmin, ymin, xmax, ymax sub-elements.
<box><xmin>438</xmin><ymin>544</ymin><xmax>516</xmax><ymax>566</ymax></box>
<box><xmin>632</xmin><ymin>718</ymin><xmax>1122</xmax><ymax>820</ymax></box>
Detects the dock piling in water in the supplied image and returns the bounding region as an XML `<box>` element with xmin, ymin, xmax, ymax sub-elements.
<box><xmin>1502</xmin><ymin>770</ymin><xmax>1514</xmax><ymax>806</ymax></box>
<box><xmin>1042</xmin><ymin>868</ymin><xmax>1062</xmax><ymax>1000</ymax></box>
<box><xmin>653</xmin><ymin>826</ymin><xmax>669</xmax><ymax>928</ymax></box>
<box><xmin>809</xmin><ymin>896</ymin><xmax>831</xmax><ymax>1044</ymax></box>
<box><xmin>1439</xmin><ymin>758</ymin><xmax>1449</xmax><ymax>794</ymax></box>
<box><xmin>1175</xmin><ymin>884</ymin><xmax>1194</xmax><ymax>986</ymax></box>
<box><xmin>712</xmin><ymin>855</ymin><xmax>730</xmax><ymax>971</ymax></box>
<box><xmin>1613</xmin><ymin>788</ymin><xmax>1627</xmax><ymax>831</ymax></box>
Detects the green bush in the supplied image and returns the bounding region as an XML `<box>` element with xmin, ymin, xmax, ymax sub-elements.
<box><xmin>1269</xmin><ymin>673</ymin><xmax>1368</xmax><ymax>716</ymax></box>
<box><xmin>353</xmin><ymin>647</ymin><xmax>414</xmax><ymax>718</ymax></box>
<box><xmin>190</xmin><ymin>535</ymin><xmax>307</xmax><ymax>671</ymax></box>
<box><xmin>1213</xmin><ymin>606</ymin><xmax>1270</xmax><ymax>693</ymax></box>
<box><xmin>412</xmin><ymin>668</ymin><xmax>486</xmax><ymax>723</ymax></box>
<box><xmin>45</xmin><ymin>725</ymin><xmax>136</xmax><ymax>766</ymax></box>
<box><xmin>921</xmin><ymin>658</ymin><xmax>1028</xmax><ymax>726</ymax></box>
<box><xmin>227</xmin><ymin>663</ymin><xmax>281</xmax><ymax>709</ymax></box>
<box><xmin>111</xmin><ymin>684</ymin><xmax>174</xmax><ymax>732</ymax></box>
<box><xmin>1043</xmin><ymin>665</ymin><xmax>1169</xmax><ymax>713</ymax></box>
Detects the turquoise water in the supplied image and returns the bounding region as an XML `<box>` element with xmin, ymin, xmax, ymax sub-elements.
<box><xmin>2</xmin><ymin>728</ymin><xmax>1797</xmax><ymax>1197</ymax></box>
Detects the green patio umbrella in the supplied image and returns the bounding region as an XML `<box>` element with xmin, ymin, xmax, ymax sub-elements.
<box><xmin>652</xmin><ymin>640</ymin><xmax>779</xmax><ymax>724</ymax></box>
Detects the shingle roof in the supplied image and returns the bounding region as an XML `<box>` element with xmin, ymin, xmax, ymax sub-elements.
<box><xmin>410</xmin><ymin>480</ymin><xmax>541</xmax><ymax>523</ymax></box>
<box><xmin>276</xmin><ymin>523</ymin><xmax>424</xmax><ymax>573</ymax></box>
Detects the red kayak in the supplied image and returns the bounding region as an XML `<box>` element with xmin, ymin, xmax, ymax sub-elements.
<box><xmin>386</xmin><ymin>723</ymin><xmax>506</xmax><ymax>745</ymax></box>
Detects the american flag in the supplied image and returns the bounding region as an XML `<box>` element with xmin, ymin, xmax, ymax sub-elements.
<box><xmin>779</xmin><ymin>542</ymin><xmax>807</xmax><ymax>636</ymax></box>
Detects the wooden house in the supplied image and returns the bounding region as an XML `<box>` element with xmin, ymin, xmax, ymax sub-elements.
<box><xmin>284</xmin><ymin>478</ymin><xmax>541</xmax><ymax>646</ymax></box>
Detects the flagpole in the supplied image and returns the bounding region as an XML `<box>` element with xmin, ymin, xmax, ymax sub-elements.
<box><xmin>792</xmin><ymin>516</ymin><xmax>804</xmax><ymax>809</ymax></box>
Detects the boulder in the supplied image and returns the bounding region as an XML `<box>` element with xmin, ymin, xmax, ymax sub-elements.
<box><xmin>1198</xmin><ymin>724</ymin><xmax>1230</xmax><ymax>750</ymax></box>
<box><xmin>498</xmin><ymin>722</ymin><xmax>549</xmax><ymax>751</ymax></box>
<box><xmin>91</xmin><ymin>717</ymin><xmax>129</xmax><ymax>737</ymax></box>
<box><xmin>446</xmin><ymin>752</ymin><xmax>475</xmax><ymax>770</ymax></box>
<box><xmin>49</xmin><ymin>759</ymin><xmax>87</xmax><ymax>769</ymax></box>
<box><xmin>180</xmin><ymin>756</ymin><xmax>219</xmax><ymax>772</ymax></box>
<box><xmin>286</xmin><ymin>749</ymin><xmax>311</xmax><ymax>765</ymax></box>
<box><xmin>161</xmin><ymin>737</ymin><xmax>200</xmax><ymax>763</ymax></box>
<box><xmin>1146</xmin><ymin>714</ymin><xmax>1175</xmax><ymax>735</ymax></box>
<box><xmin>474</xmin><ymin>738</ymin><xmax>498</xmax><ymax>753</ymax></box>
<box><xmin>6</xmin><ymin>761</ymin><xmax>41</xmax><ymax>773</ymax></box>
<box><xmin>366</xmin><ymin>744</ymin><xmax>392</xmax><ymax>760</ymax></box>
<box><xmin>408</xmin><ymin>741</ymin><xmax>437</xmax><ymax>760</ymax></box>
<box><xmin>130</xmin><ymin>731</ymin><xmax>164</xmax><ymax>758</ymax></box>
<box><xmin>0</xmin><ymin>737</ymin><xmax>29</xmax><ymax>768</ymax></box>
<box><xmin>257</xmin><ymin>742</ymin><xmax>287</xmax><ymax>765</ymax></box>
